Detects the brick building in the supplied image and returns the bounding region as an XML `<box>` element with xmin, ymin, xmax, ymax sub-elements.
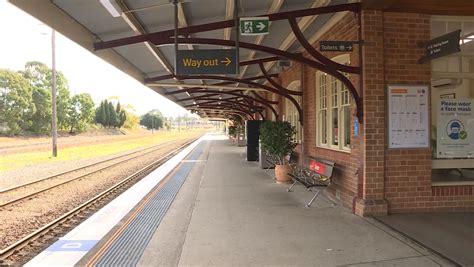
<box><xmin>266</xmin><ymin>8</ymin><xmax>474</xmax><ymax>216</ymax></box>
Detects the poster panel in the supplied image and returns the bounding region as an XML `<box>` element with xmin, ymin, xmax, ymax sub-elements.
<box><xmin>436</xmin><ymin>99</ymin><xmax>474</xmax><ymax>158</ymax></box>
<box><xmin>387</xmin><ymin>85</ymin><xmax>429</xmax><ymax>149</ymax></box>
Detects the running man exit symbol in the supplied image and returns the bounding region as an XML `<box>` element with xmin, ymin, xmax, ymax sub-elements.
<box><xmin>240</xmin><ymin>17</ymin><xmax>269</xmax><ymax>35</ymax></box>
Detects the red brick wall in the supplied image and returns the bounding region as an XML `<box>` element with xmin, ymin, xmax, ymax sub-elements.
<box><xmin>277</xmin><ymin>14</ymin><xmax>362</xmax><ymax>210</ymax></box>
<box><xmin>353</xmin><ymin>10</ymin><xmax>389</xmax><ymax>216</ymax></box>
<box><xmin>381</xmin><ymin>13</ymin><xmax>473</xmax><ymax>213</ymax></box>
<box><xmin>270</xmin><ymin>11</ymin><xmax>474</xmax><ymax>215</ymax></box>
<box><xmin>431</xmin><ymin>186</ymin><xmax>474</xmax><ymax>212</ymax></box>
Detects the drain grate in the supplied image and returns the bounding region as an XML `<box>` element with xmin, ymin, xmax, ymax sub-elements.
<box><xmin>94</xmin><ymin>142</ymin><xmax>206</xmax><ymax>266</ymax></box>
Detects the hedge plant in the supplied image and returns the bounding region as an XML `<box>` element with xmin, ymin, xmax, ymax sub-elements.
<box><xmin>259</xmin><ymin>120</ymin><xmax>296</xmax><ymax>165</ymax></box>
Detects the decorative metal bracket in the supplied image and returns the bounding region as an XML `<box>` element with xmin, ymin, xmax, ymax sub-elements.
<box><xmin>176</xmin><ymin>89</ymin><xmax>278</xmax><ymax>119</ymax></box>
<box><xmin>94</xmin><ymin>3</ymin><xmax>364</xmax><ymax>122</ymax></box>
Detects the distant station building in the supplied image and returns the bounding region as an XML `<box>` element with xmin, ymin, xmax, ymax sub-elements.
<box><xmin>10</xmin><ymin>0</ymin><xmax>474</xmax><ymax>216</ymax></box>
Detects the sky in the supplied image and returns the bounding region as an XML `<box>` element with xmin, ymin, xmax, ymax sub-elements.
<box><xmin>0</xmin><ymin>1</ymin><xmax>189</xmax><ymax>117</ymax></box>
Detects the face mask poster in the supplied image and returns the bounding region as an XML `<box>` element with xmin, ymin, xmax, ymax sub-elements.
<box><xmin>437</xmin><ymin>99</ymin><xmax>474</xmax><ymax>158</ymax></box>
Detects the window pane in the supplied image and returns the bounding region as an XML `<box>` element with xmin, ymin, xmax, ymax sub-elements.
<box><xmin>331</xmin><ymin>78</ymin><xmax>338</xmax><ymax>106</ymax></box>
<box><xmin>344</xmin><ymin>106</ymin><xmax>350</xmax><ymax>147</ymax></box>
<box><xmin>332</xmin><ymin>107</ymin><xmax>338</xmax><ymax>146</ymax></box>
<box><xmin>320</xmin><ymin>110</ymin><xmax>327</xmax><ymax>144</ymax></box>
<box><xmin>317</xmin><ymin>73</ymin><xmax>328</xmax><ymax>146</ymax></box>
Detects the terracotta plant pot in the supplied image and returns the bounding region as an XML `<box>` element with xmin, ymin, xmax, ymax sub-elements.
<box><xmin>274</xmin><ymin>164</ymin><xmax>292</xmax><ymax>184</ymax></box>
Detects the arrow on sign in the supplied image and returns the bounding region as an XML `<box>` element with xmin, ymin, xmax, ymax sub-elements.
<box><xmin>257</xmin><ymin>22</ymin><xmax>266</xmax><ymax>31</ymax></box>
<box><xmin>221</xmin><ymin>57</ymin><xmax>232</xmax><ymax>66</ymax></box>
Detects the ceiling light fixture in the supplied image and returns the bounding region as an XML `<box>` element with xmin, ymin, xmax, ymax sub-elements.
<box><xmin>460</xmin><ymin>34</ymin><xmax>474</xmax><ymax>45</ymax></box>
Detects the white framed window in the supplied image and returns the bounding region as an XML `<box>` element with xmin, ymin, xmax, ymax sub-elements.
<box><xmin>318</xmin><ymin>74</ymin><xmax>328</xmax><ymax>146</ymax></box>
<box><xmin>316</xmin><ymin>54</ymin><xmax>351</xmax><ymax>152</ymax></box>
<box><xmin>285</xmin><ymin>81</ymin><xmax>302</xmax><ymax>143</ymax></box>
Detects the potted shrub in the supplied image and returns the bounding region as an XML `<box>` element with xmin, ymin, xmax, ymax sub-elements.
<box><xmin>259</xmin><ymin>121</ymin><xmax>297</xmax><ymax>183</ymax></box>
<box><xmin>228</xmin><ymin>125</ymin><xmax>237</xmax><ymax>143</ymax></box>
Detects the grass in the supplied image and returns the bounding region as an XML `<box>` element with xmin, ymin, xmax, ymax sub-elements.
<box><xmin>0</xmin><ymin>130</ymin><xmax>203</xmax><ymax>172</ymax></box>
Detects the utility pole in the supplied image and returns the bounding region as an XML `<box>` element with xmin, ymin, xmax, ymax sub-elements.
<box><xmin>51</xmin><ymin>29</ymin><xmax>58</xmax><ymax>157</ymax></box>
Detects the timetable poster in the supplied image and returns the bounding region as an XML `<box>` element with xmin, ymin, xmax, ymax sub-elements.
<box><xmin>388</xmin><ymin>85</ymin><xmax>429</xmax><ymax>148</ymax></box>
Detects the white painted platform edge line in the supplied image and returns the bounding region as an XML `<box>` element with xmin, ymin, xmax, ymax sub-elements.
<box><xmin>25</xmin><ymin>136</ymin><xmax>206</xmax><ymax>266</ymax></box>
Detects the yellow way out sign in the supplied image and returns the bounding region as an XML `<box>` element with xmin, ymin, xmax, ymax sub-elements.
<box><xmin>176</xmin><ymin>49</ymin><xmax>237</xmax><ymax>75</ymax></box>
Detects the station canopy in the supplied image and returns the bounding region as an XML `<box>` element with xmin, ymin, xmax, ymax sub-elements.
<box><xmin>10</xmin><ymin>0</ymin><xmax>357</xmax><ymax>120</ymax></box>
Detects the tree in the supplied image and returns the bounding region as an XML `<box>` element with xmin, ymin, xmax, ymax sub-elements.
<box><xmin>140</xmin><ymin>109</ymin><xmax>164</xmax><ymax>130</ymax></box>
<box><xmin>115</xmin><ymin>101</ymin><xmax>121</xmax><ymax>114</ymax></box>
<box><xmin>30</xmin><ymin>88</ymin><xmax>52</xmax><ymax>134</ymax></box>
<box><xmin>55</xmin><ymin>72</ymin><xmax>71</xmax><ymax>130</ymax></box>
<box><xmin>118</xmin><ymin>110</ymin><xmax>126</xmax><ymax>128</ymax></box>
<box><xmin>115</xmin><ymin>102</ymin><xmax>126</xmax><ymax>128</ymax></box>
<box><xmin>108</xmin><ymin>101</ymin><xmax>117</xmax><ymax>128</ymax></box>
<box><xmin>100</xmin><ymin>102</ymin><xmax>107</xmax><ymax>126</ymax></box>
<box><xmin>21</xmin><ymin>61</ymin><xmax>71</xmax><ymax>130</ymax></box>
<box><xmin>123</xmin><ymin>111</ymin><xmax>139</xmax><ymax>129</ymax></box>
<box><xmin>21</xmin><ymin>61</ymin><xmax>50</xmax><ymax>89</ymax></box>
<box><xmin>95</xmin><ymin>101</ymin><xmax>105</xmax><ymax>126</ymax></box>
<box><xmin>0</xmin><ymin>69</ymin><xmax>35</xmax><ymax>135</ymax></box>
<box><xmin>66</xmin><ymin>93</ymin><xmax>94</xmax><ymax>133</ymax></box>
<box><xmin>94</xmin><ymin>99</ymin><xmax>129</xmax><ymax>129</ymax></box>
<box><xmin>104</xmin><ymin>99</ymin><xmax>110</xmax><ymax>127</ymax></box>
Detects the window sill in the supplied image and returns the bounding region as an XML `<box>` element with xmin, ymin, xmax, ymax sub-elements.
<box><xmin>316</xmin><ymin>145</ymin><xmax>351</xmax><ymax>154</ymax></box>
<box><xmin>432</xmin><ymin>159</ymin><xmax>474</xmax><ymax>169</ymax></box>
<box><xmin>432</xmin><ymin>181</ymin><xmax>474</xmax><ymax>186</ymax></box>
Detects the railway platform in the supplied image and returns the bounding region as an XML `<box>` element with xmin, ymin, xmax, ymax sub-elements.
<box><xmin>26</xmin><ymin>134</ymin><xmax>456</xmax><ymax>266</ymax></box>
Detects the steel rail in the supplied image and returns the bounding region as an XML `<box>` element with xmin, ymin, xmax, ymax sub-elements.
<box><xmin>0</xmin><ymin>138</ymin><xmax>198</xmax><ymax>262</ymax></box>
<box><xmin>0</xmin><ymin>139</ymin><xmax>177</xmax><ymax>194</ymax></box>
<box><xmin>0</xmin><ymin>138</ymin><xmax>189</xmax><ymax>208</ymax></box>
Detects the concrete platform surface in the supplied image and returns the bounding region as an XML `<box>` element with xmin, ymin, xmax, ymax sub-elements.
<box><xmin>376</xmin><ymin>213</ymin><xmax>474</xmax><ymax>266</ymax></box>
<box><xmin>138</xmin><ymin>136</ymin><xmax>453</xmax><ymax>266</ymax></box>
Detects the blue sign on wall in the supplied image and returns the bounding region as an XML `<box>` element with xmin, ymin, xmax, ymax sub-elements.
<box><xmin>354</xmin><ymin>117</ymin><xmax>359</xmax><ymax>137</ymax></box>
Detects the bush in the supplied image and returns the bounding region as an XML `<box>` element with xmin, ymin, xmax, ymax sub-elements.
<box><xmin>259</xmin><ymin>121</ymin><xmax>296</xmax><ymax>165</ymax></box>
<box><xmin>228</xmin><ymin>125</ymin><xmax>236</xmax><ymax>137</ymax></box>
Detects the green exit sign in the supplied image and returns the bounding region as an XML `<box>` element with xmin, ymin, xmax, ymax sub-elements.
<box><xmin>240</xmin><ymin>17</ymin><xmax>269</xmax><ymax>36</ymax></box>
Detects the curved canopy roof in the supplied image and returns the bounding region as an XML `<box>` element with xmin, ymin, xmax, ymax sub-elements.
<box><xmin>9</xmin><ymin>0</ymin><xmax>474</xmax><ymax>120</ymax></box>
<box><xmin>10</xmin><ymin>0</ymin><xmax>354</xmax><ymax>119</ymax></box>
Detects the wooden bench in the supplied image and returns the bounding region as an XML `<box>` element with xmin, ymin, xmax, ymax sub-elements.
<box><xmin>287</xmin><ymin>158</ymin><xmax>335</xmax><ymax>207</ymax></box>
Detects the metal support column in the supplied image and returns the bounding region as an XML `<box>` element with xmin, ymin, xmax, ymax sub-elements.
<box><xmin>234</xmin><ymin>0</ymin><xmax>239</xmax><ymax>75</ymax></box>
<box><xmin>51</xmin><ymin>29</ymin><xmax>58</xmax><ymax>157</ymax></box>
<box><xmin>173</xmin><ymin>0</ymin><xmax>179</xmax><ymax>74</ymax></box>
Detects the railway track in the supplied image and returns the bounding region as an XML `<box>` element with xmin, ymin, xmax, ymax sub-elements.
<box><xmin>0</xmin><ymin>138</ymin><xmax>197</xmax><ymax>263</ymax></box>
<box><xmin>0</xmin><ymin>139</ymin><xmax>185</xmax><ymax>208</ymax></box>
